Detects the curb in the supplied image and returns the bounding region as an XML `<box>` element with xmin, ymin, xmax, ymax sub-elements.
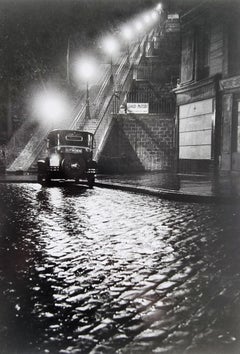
<box><xmin>0</xmin><ymin>177</ymin><xmax>38</xmax><ymax>184</ymax></box>
<box><xmin>0</xmin><ymin>176</ymin><xmax>239</xmax><ymax>204</ymax></box>
<box><xmin>94</xmin><ymin>182</ymin><xmax>240</xmax><ymax>204</ymax></box>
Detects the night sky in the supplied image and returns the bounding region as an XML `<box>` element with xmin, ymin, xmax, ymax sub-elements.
<box><xmin>0</xmin><ymin>0</ymin><xmax>201</xmax><ymax>135</ymax></box>
<box><xmin>1</xmin><ymin>0</ymin><xmax>205</xmax><ymax>83</ymax></box>
<box><xmin>0</xmin><ymin>0</ymin><xmax>163</xmax><ymax>133</ymax></box>
<box><xmin>0</xmin><ymin>0</ymin><xmax>160</xmax><ymax>78</ymax></box>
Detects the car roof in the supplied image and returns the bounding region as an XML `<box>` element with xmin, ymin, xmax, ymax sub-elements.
<box><xmin>47</xmin><ymin>130</ymin><xmax>93</xmax><ymax>138</ymax></box>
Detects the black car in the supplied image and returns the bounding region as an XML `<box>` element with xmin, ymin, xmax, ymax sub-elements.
<box><xmin>37</xmin><ymin>130</ymin><xmax>97</xmax><ymax>187</ymax></box>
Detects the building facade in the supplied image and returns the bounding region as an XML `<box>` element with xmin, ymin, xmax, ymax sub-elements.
<box><xmin>174</xmin><ymin>0</ymin><xmax>240</xmax><ymax>173</ymax></box>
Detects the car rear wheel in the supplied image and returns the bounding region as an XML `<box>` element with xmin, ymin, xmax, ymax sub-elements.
<box><xmin>37</xmin><ymin>174</ymin><xmax>44</xmax><ymax>185</ymax></box>
<box><xmin>38</xmin><ymin>174</ymin><xmax>51</xmax><ymax>186</ymax></box>
<box><xmin>45</xmin><ymin>175</ymin><xmax>51</xmax><ymax>185</ymax></box>
<box><xmin>87</xmin><ymin>174</ymin><xmax>95</xmax><ymax>188</ymax></box>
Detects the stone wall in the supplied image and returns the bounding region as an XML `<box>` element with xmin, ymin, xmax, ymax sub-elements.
<box><xmin>98</xmin><ymin>113</ymin><xmax>175</xmax><ymax>174</ymax></box>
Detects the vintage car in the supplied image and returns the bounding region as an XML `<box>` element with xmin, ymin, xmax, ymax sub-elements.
<box><xmin>37</xmin><ymin>130</ymin><xmax>97</xmax><ymax>187</ymax></box>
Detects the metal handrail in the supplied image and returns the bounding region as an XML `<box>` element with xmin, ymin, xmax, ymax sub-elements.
<box><xmin>92</xmin><ymin>32</ymin><xmax>153</xmax><ymax>161</ymax></box>
<box><xmin>70</xmin><ymin>53</ymin><xmax>126</xmax><ymax>130</ymax></box>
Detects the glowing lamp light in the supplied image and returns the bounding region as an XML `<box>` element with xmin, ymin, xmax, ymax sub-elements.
<box><xmin>143</xmin><ymin>13</ymin><xmax>151</xmax><ymax>24</ymax></box>
<box><xmin>134</xmin><ymin>20</ymin><xmax>144</xmax><ymax>32</ymax></box>
<box><xmin>49</xmin><ymin>153</ymin><xmax>60</xmax><ymax>167</ymax></box>
<box><xmin>73</xmin><ymin>56</ymin><xmax>98</xmax><ymax>83</ymax></box>
<box><xmin>32</xmin><ymin>89</ymin><xmax>70</xmax><ymax>124</ymax></box>
<box><xmin>151</xmin><ymin>11</ymin><xmax>159</xmax><ymax>21</ymax></box>
<box><xmin>156</xmin><ymin>3</ymin><xmax>162</xmax><ymax>12</ymax></box>
<box><xmin>121</xmin><ymin>25</ymin><xmax>133</xmax><ymax>41</ymax></box>
<box><xmin>102</xmin><ymin>36</ymin><xmax>119</xmax><ymax>57</ymax></box>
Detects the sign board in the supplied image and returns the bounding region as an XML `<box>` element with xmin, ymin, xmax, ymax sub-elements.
<box><xmin>127</xmin><ymin>103</ymin><xmax>149</xmax><ymax>114</ymax></box>
<box><xmin>167</xmin><ymin>13</ymin><xmax>179</xmax><ymax>20</ymax></box>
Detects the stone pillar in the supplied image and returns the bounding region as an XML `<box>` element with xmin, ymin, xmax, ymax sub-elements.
<box><xmin>220</xmin><ymin>93</ymin><xmax>233</xmax><ymax>170</ymax></box>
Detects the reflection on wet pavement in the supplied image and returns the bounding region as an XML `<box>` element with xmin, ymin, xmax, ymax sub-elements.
<box><xmin>0</xmin><ymin>183</ymin><xmax>240</xmax><ymax>353</ymax></box>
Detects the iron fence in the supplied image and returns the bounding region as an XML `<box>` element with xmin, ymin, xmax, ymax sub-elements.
<box><xmin>127</xmin><ymin>89</ymin><xmax>175</xmax><ymax>113</ymax></box>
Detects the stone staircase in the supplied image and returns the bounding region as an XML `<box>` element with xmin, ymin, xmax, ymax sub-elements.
<box><xmin>91</xmin><ymin>32</ymin><xmax>155</xmax><ymax>162</ymax></box>
<box><xmin>6</xmin><ymin>29</ymin><xmax>156</xmax><ymax>172</ymax></box>
<box><xmin>93</xmin><ymin>20</ymin><xmax>178</xmax><ymax>172</ymax></box>
<box><xmin>82</xmin><ymin>118</ymin><xmax>99</xmax><ymax>133</ymax></box>
<box><xmin>5</xmin><ymin>119</ymin><xmax>38</xmax><ymax>171</ymax></box>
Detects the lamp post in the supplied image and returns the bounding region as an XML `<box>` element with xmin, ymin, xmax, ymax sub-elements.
<box><xmin>66</xmin><ymin>36</ymin><xmax>71</xmax><ymax>85</ymax></box>
<box><xmin>85</xmin><ymin>81</ymin><xmax>90</xmax><ymax>120</ymax></box>
<box><xmin>143</xmin><ymin>13</ymin><xmax>151</xmax><ymax>26</ymax></box>
<box><xmin>151</xmin><ymin>10</ymin><xmax>159</xmax><ymax>22</ymax></box>
<box><xmin>134</xmin><ymin>20</ymin><xmax>144</xmax><ymax>52</ymax></box>
<box><xmin>102</xmin><ymin>36</ymin><xmax>119</xmax><ymax>86</ymax></box>
<box><xmin>121</xmin><ymin>25</ymin><xmax>133</xmax><ymax>65</ymax></box>
<box><xmin>156</xmin><ymin>3</ymin><xmax>162</xmax><ymax>12</ymax></box>
<box><xmin>73</xmin><ymin>56</ymin><xmax>98</xmax><ymax>121</ymax></box>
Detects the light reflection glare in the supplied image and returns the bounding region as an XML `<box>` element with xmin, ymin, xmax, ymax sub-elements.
<box><xmin>151</xmin><ymin>11</ymin><xmax>158</xmax><ymax>21</ymax></box>
<box><xmin>101</xmin><ymin>36</ymin><xmax>120</xmax><ymax>57</ymax></box>
<box><xmin>73</xmin><ymin>56</ymin><xmax>99</xmax><ymax>84</ymax></box>
<box><xmin>121</xmin><ymin>25</ymin><xmax>133</xmax><ymax>41</ymax></box>
<box><xmin>134</xmin><ymin>20</ymin><xmax>144</xmax><ymax>32</ymax></box>
<box><xmin>143</xmin><ymin>13</ymin><xmax>151</xmax><ymax>24</ymax></box>
<box><xmin>49</xmin><ymin>188</ymin><xmax>63</xmax><ymax>208</ymax></box>
<box><xmin>33</xmin><ymin>188</ymin><xmax>178</xmax><ymax>293</ymax></box>
<box><xmin>31</xmin><ymin>88</ymin><xmax>70</xmax><ymax>124</ymax></box>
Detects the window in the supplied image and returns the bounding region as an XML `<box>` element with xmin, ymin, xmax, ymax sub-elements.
<box><xmin>180</xmin><ymin>30</ymin><xmax>194</xmax><ymax>83</ymax></box>
<box><xmin>232</xmin><ymin>99</ymin><xmax>240</xmax><ymax>153</ymax></box>
<box><xmin>237</xmin><ymin>101</ymin><xmax>240</xmax><ymax>152</ymax></box>
<box><xmin>228</xmin><ymin>22</ymin><xmax>240</xmax><ymax>76</ymax></box>
<box><xmin>196</xmin><ymin>26</ymin><xmax>209</xmax><ymax>80</ymax></box>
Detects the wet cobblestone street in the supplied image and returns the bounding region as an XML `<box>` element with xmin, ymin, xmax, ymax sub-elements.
<box><xmin>0</xmin><ymin>183</ymin><xmax>240</xmax><ymax>354</ymax></box>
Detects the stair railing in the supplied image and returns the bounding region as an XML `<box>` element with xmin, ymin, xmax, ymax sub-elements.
<box><xmin>92</xmin><ymin>32</ymin><xmax>153</xmax><ymax>162</ymax></box>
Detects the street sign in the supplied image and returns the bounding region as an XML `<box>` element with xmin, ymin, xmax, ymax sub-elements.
<box><xmin>168</xmin><ymin>13</ymin><xmax>179</xmax><ymax>20</ymax></box>
<box><xmin>127</xmin><ymin>103</ymin><xmax>149</xmax><ymax>114</ymax></box>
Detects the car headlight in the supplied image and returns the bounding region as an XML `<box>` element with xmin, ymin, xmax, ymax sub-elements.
<box><xmin>49</xmin><ymin>153</ymin><xmax>60</xmax><ymax>167</ymax></box>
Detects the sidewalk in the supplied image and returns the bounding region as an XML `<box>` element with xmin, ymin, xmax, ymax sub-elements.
<box><xmin>0</xmin><ymin>171</ymin><xmax>240</xmax><ymax>203</ymax></box>
<box><xmin>96</xmin><ymin>171</ymin><xmax>240</xmax><ymax>203</ymax></box>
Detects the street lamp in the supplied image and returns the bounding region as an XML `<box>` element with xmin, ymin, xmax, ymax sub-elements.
<box><xmin>66</xmin><ymin>36</ymin><xmax>71</xmax><ymax>85</ymax></box>
<box><xmin>31</xmin><ymin>88</ymin><xmax>70</xmax><ymax>129</ymax></box>
<box><xmin>151</xmin><ymin>10</ymin><xmax>159</xmax><ymax>22</ymax></box>
<box><xmin>133</xmin><ymin>19</ymin><xmax>145</xmax><ymax>49</ymax></box>
<box><xmin>73</xmin><ymin>56</ymin><xmax>98</xmax><ymax>120</ymax></box>
<box><xmin>121</xmin><ymin>25</ymin><xmax>133</xmax><ymax>64</ymax></box>
<box><xmin>143</xmin><ymin>13</ymin><xmax>151</xmax><ymax>25</ymax></box>
<box><xmin>134</xmin><ymin>20</ymin><xmax>144</xmax><ymax>33</ymax></box>
<box><xmin>101</xmin><ymin>36</ymin><xmax>119</xmax><ymax>85</ymax></box>
<box><xmin>156</xmin><ymin>3</ymin><xmax>162</xmax><ymax>12</ymax></box>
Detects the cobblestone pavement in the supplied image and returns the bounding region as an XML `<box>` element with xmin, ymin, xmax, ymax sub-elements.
<box><xmin>0</xmin><ymin>183</ymin><xmax>240</xmax><ymax>354</ymax></box>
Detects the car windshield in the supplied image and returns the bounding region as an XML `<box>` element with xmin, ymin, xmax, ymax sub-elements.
<box><xmin>48</xmin><ymin>131</ymin><xmax>93</xmax><ymax>148</ymax></box>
